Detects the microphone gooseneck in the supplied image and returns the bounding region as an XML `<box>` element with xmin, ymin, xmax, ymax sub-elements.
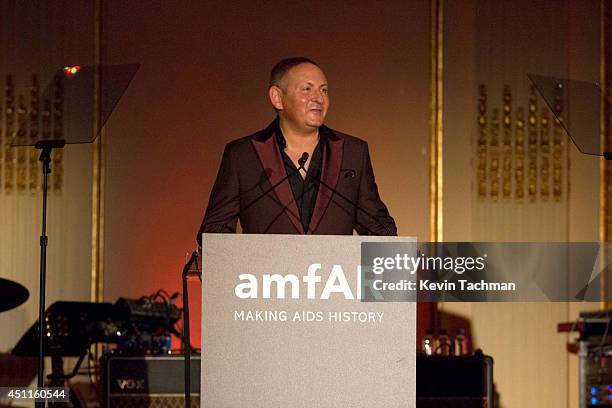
<box><xmin>240</xmin><ymin>152</ymin><xmax>309</xmax><ymax>216</ymax></box>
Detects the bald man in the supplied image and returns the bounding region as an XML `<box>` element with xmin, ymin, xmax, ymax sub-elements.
<box><xmin>197</xmin><ymin>57</ymin><xmax>396</xmax><ymax>243</ymax></box>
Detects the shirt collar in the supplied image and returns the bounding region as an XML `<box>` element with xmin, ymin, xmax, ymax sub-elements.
<box><xmin>274</xmin><ymin>116</ymin><xmax>329</xmax><ymax>149</ymax></box>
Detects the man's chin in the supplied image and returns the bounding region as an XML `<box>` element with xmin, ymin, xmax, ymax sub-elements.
<box><xmin>306</xmin><ymin>118</ymin><xmax>325</xmax><ymax>128</ymax></box>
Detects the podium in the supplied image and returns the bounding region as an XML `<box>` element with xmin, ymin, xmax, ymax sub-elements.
<box><xmin>200</xmin><ymin>234</ymin><xmax>417</xmax><ymax>408</ymax></box>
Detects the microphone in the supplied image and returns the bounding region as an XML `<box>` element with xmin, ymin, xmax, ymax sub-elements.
<box><xmin>298</xmin><ymin>152</ymin><xmax>309</xmax><ymax>168</ymax></box>
<box><xmin>256</xmin><ymin>151</ymin><xmax>394</xmax><ymax>236</ymax></box>
<box><xmin>262</xmin><ymin>156</ymin><xmax>394</xmax><ymax>236</ymax></box>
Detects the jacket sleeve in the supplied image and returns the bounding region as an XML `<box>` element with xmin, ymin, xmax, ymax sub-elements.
<box><xmin>196</xmin><ymin>143</ymin><xmax>241</xmax><ymax>245</ymax></box>
<box><xmin>354</xmin><ymin>142</ymin><xmax>397</xmax><ymax>236</ymax></box>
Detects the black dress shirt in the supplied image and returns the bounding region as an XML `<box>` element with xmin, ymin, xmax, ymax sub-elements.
<box><xmin>275</xmin><ymin>122</ymin><xmax>325</xmax><ymax>233</ymax></box>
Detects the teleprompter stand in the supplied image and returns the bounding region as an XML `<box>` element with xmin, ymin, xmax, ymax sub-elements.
<box><xmin>11</xmin><ymin>64</ymin><xmax>139</xmax><ymax>407</ymax></box>
<box><xmin>530</xmin><ymin>74</ymin><xmax>612</xmax><ymax>407</ymax></box>
<box><xmin>35</xmin><ymin>139</ymin><xmax>66</xmax><ymax>396</ymax></box>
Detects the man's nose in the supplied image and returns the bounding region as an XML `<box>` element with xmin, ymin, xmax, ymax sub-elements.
<box><xmin>311</xmin><ymin>90</ymin><xmax>324</xmax><ymax>103</ymax></box>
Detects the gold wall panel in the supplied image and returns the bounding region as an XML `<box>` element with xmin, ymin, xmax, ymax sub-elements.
<box><xmin>476</xmin><ymin>84</ymin><xmax>564</xmax><ymax>203</ymax></box>
<box><xmin>0</xmin><ymin>73</ymin><xmax>64</xmax><ymax>195</ymax></box>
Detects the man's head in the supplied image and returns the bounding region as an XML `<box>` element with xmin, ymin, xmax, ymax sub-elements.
<box><xmin>268</xmin><ymin>57</ymin><xmax>329</xmax><ymax>133</ymax></box>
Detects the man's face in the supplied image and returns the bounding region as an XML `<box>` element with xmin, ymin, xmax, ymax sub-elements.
<box><xmin>273</xmin><ymin>63</ymin><xmax>329</xmax><ymax>131</ymax></box>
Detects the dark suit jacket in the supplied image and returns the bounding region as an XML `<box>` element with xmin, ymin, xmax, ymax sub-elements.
<box><xmin>197</xmin><ymin>120</ymin><xmax>396</xmax><ymax>243</ymax></box>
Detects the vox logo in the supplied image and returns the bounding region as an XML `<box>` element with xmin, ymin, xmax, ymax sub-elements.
<box><xmin>116</xmin><ymin>378</ymin><xmax>145</xmax><ymax>390</ymax></box>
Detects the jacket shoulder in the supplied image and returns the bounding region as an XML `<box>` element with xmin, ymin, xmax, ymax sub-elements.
<box><xmin>326</xmin><ymin>127</ymin><xmax>368</xmax><ymax>147</ymax></box>
<box><xmin>223</xmin><ymin>129</ymin><xmax>265</xmax><ymax>153</ymax></box>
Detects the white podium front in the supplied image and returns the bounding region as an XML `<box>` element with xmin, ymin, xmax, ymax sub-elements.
<box><xmin>201</xmin><ymin>234</ymin><xmax>416</xmax><ymax>408</ymax></box>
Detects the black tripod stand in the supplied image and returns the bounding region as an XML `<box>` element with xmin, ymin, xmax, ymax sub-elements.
<box><xmin>34</xmin><ymin>139</ymin><xmax>66</xmax><ymax>408</ymax></box>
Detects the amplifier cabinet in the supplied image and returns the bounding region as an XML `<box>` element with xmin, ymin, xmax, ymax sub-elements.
<box><xmin>417</xmin><ymin>354</ymin><xmax>494</xmax><ymax>408</ymax></box>
<box><xmin>101</xmin><ymin>354</ymin><xmax>200</xmax><ymax>408</ymax></box>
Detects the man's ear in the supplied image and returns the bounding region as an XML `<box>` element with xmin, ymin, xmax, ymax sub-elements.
<box><xmin>269</xmin><ymin>86</ymin><xmax>284</xmax><ymax>110</ymax></box>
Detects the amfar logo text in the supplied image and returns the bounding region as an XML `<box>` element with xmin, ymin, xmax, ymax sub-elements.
<box><xmin>235</xmin><ymin>264</ymin><xmax>361</xmax><ymax>299</ymax></box>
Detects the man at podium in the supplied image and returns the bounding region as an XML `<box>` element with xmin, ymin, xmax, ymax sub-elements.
<box><xmin>197</xmin><ymin>57</ymin><xmax>396</xmax><ymax>242</ymax></box>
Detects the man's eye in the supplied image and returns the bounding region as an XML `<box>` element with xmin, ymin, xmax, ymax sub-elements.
<box><xmin>303</xmin><ymin>87</ymin><xmax>311</xmax><ymax>91</ymax></box>
<box><xmin>321</xmin><ymin>88</ymin><xmax>328</xmax><ymax>94</ymax></box>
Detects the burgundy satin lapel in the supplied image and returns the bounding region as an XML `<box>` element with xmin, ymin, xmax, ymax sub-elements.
<box><xmin>250</xmin><ymin>136</ymin><xmax>305</xmax><ymax>234</ymax></box>
<box><xmin>308</xmin><ymin>137</ymin><xmax>344</xmax><ymax>233</ymax></box>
